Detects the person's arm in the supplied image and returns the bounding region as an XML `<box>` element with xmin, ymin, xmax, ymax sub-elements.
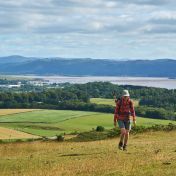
<box><xmin>113</xmin><ymin>100</ymin><xmax>120</xmax><ymax>127</ymax></box>
<box><xmin>112</xmin><ymin>91</ymin><xmax>118</xmax><ymax>104</ymax></box>
<box><xmin>114</xmin><ymin>114</ymin><xmax>117</xmax><ymax>127</ymax></box>
<box><xmin>130</xmin><ymin>100</ymin><xmax>136</xmax><ymax>127</ymax></box>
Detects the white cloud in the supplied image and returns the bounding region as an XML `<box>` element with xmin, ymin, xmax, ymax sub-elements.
<box><xmin>0</xmin><ymin>0</ymin><xmax>176</xmax><ymax>59</ymax></box>
<box><xmin>113</xmin><ymin>0</ymin><xmax>175</xmax><ymax>6</ymax></box>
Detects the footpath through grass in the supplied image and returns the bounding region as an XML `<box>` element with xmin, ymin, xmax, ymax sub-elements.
<box><xmin>0</xmin><ymin>131</ymin><xmax>175</xmax><ymax>176</ymax></box>
<box><xmin>0</xmin><ymin>110</ymin><xmax>176</xmax><ymax>137</ymax></box>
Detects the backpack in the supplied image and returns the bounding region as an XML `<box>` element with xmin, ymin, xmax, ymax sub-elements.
<box><xmin>112</xmin><ymin>90</ymin><xmax>132</xmax><ymax>115</ymax></box>
<box><xmin>115</xmin><ymin>97</ymin><xmax>132</xmax><ymax>116</ymax></box>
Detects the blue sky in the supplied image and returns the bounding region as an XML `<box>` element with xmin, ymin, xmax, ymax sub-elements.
<box><xmin>0</xmin><ymin>0</ymin><xmax>176</xmax><ymax>59</ymax></box>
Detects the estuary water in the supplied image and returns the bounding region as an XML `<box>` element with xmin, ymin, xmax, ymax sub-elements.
<box><xmin>11</xmin><ymin>75</ymin><xmax>176</xmax><ymax>89</ymax></box>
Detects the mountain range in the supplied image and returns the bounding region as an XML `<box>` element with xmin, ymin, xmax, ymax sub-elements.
<box><xmin>0</xmin><ymin>55</ymin><xmax>176</xmax><ymax>77</ymax></box>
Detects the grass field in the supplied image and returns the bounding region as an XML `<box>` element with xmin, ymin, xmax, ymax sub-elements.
<box><xmin>90</xmin><ymin>98</ymin><xmax>139</xmax><ymax>107</ymax></box>
<box><xmin>0</xmin><ymin>127</ymin><xmax>39</xmax><ymax>140</ymax></box>
<box><xmin>0</xmin><ymin>109</ymin><xmax>37</xmax><ymax>116</ymax></box>
<box><xmin>0</xmin><ymin>109</ymin><xmax>176</xmax><ymax>137</ymax></box>
<box><xmin>0</xmin><ymin>131</ymin><xmax>175</xmax><ymax>176</ymax></box>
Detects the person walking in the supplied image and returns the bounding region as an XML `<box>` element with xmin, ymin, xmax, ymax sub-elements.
<box><xmin>114</xmin><ymin>90</ymin><xmax>136</xmax><ymax>151</ymax></box>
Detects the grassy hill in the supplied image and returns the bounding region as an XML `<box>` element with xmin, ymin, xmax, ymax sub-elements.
<box><xmin>0</xmin><ymin>109</ymin><xmax>175</xmax><ymax>175</ymax></box>
<box><xmin>0</xmin><ymin>131</ymin><xmax>175</xmax><ymax>176</ymax></box>
<box><xmin>0</xmin><ymin>109</ymin><xmax>176</xmax><ymax>137</ymax></box>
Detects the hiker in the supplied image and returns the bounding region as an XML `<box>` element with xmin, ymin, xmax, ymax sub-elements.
<box><xmin>113</xmin><ymin>90</ymin><xmax>136</xmax><ymax>151</ymax></box>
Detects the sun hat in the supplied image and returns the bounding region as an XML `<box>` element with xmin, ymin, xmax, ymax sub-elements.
<box><xmin>122</xmin><ymin>90</ymin><xmax>130</xmax><ymax>97</ymax></box>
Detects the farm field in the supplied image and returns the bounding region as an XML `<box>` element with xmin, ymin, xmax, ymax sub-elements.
<box><xmin>0</xmin><ymin>131</ymin><xmax>175</xmax><ymax>176</ymax></box>
<box><xmin>90</xmin><ymin>98</ymin><xmax>139</xmax><ymax>107</ymax></box>
<box><xmin>0</xmin><ymin>109</ymin><xmax>37</xmax><ymax>116</ymax></box>
<box><xmin>0</xmin><ymin>127</ymin><xmax>39</xmax><ymax>139</ymax></box>
<box><xmin>0</xmin><ymin>109</ymin><xmax>176</xmax><ymax>137</ymax></box>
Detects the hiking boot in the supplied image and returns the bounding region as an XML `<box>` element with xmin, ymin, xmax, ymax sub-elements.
<box><xmin>123</xmin><ymin>144</ymin><xmax>127</xmax><ymax>151</ymax></box>
<box><xmin>118</xmin><ymin>141</ymin><xmax>123</xmax><ymax>150</ymax></box>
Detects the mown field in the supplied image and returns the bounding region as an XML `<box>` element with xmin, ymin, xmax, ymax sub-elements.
<box><xmin>90</xmin><ymin>98</ymin><xmax>139</xmax><ymax>107</ymax></box>
<box><xmin>0</xmin><ymin>109</ymin><xmax>176</xmax><ymax>138</ymax></box>
<box><xmin>0</xmin><ymin>131</ymin><xmax>175</xmax><ymax>176</ymax></box>
<box><xmin>0</xmin><ymin>127</ymin><xmax>39</xmax><ymax>140</ymax></box>
<box><xmin>0</xmin><ymin>109</ymin><xmax>37</xmax><ymax>116</ymax></box>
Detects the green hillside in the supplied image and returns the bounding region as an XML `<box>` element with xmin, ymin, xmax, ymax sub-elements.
<box><xmin>0</xmin><ymin>110</ymin><xmax>175</xmax><ymax>137</ymax></box>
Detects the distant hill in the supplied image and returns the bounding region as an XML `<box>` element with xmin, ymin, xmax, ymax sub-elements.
<box><xmin>0</xmin><ymin>55</ymin><xmax>38</xmax><ymax>64</ymax></box>
<box><xmin>0</xmin><ymin>56</ymin><xmax>176</xmax><ymax>77</ymax></box>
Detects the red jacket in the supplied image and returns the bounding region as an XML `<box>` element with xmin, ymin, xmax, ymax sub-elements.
<box><xmin>114</xmin><ymin>97</ymin><xmax>136</xmax><ymax>122</ymax></box>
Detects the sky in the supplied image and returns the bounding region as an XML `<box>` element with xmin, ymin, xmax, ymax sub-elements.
<box><xmin>0</xmin><ymin>0</ymin><xmax>176</xmax><ymax>60</ymax></box>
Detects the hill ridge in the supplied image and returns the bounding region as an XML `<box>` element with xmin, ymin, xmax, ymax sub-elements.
<box><xmin>0</xmin><ymin>56</ymin><xmax>176</xmax><ymax>77</ymax></box>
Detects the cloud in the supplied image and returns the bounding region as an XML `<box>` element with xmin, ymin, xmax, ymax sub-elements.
<box><xmin>114</xmin><ymin>0</ymin><xmax>175</xmax><ymax>6</ymax></box>
<box><xmin>34</xmin><ymin>13</ymin><xmax>140</xmax><ymax>35</ymax></box>
<box><xmin>1</xmin><ymin>0</ymin><xmax>175</xmax><ymax>35</ymax></box>
<box><xmin>150</xmin><ymin>11</ymin><xmax>176</xmax><ymax>24</ymax></box>
<box><xmin>141</xmin><ymin>24</ymin><xmax>176</xmax><ymax>34</ymax></box>
<box><xmin>0</xmin><ymin>0</ymin><xmax>176</xmax><ymax>59</ymax></box>
<box><xmin>51</xmin><ymin>0</ymin><xmax>175</xmax><ymax>7</ymax></box>
<box><xmin>140</xmin><ymin>11</ymin><xmax>176</xmax><ymax>34</ymax></box>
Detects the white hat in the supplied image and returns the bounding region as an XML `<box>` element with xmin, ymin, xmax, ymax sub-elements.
<box><xmin>122</xmin><ymin>90</ymin><xmax>130</xmax><ymax>97</ymax></box>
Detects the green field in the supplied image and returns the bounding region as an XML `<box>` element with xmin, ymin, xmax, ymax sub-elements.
<box><xmin>0</xmin><ymin>109</ymin><xmax>176</xmax><ymax>137</ymax></box>
<box><xmin>90</xmin><ymin>98</ymin><xmax>139</xmax><ymax>106</ymax></box>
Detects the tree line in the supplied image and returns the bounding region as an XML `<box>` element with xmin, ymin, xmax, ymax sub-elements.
<box><xmin>0</xmin><ymin>82</ymin><xmax>175</xmax><ymax>120</ymax></box>
<box><xmin>65</xmin><ymin>82</ymin><xmax>176</xmax><ymax>111</ymax></box>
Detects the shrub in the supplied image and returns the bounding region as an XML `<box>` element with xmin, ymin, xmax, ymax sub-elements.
<box><xmin>56</xmin><ymin>135</ymin><xmax>64</xmax><ymax>142</ymax></box>
<box><xmin>131</xmin><ymin>126</ymin><xmax>148</xmax><ymax>134</ymax></box>
<box><xmin>15</xmin><ymin>139</ymin><xmax>23</xmax><ymax>143</ymax></box>
<box><xmin>70</xmin><ymin>131</ymin><xmax>79</xmax><ymax>135</ymax></box>
<box><xmin>165</xmin><ymin>123</ymin><xmax>176</xmax><ymax>131</ymax></box>
<box><xmin>70</xmin><ymin>131</ymin><xmax>108</xmax><ymax>142</ymax></box>
<box><xmin>107</xmin><ymin>128</ymin><xmax>120</xmax><ymax>138</ymax></box>
<box><xmin>96</xmin><ymin>126</ymin><xmax>105</xmax><ymax>132</ymax></box>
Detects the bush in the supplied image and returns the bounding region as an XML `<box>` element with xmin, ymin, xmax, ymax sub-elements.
<box><xmin>56</xmin><ymin>135</ymin><xmax>64</xmax><ymax>142</ymax></box>
<box><xmin>15</xmin><ymin>139</ymin><xmax>23</xmax><ymax>143</ymax></box>
<box><xmin>107</xmin><ymin>128</ymin><xmax>120</xmax><ymax>138</ymax></box>
<box><xmin>70</xmin><ymin>131</ymin><xmax>108</xmax><ymax>142</ymax></box>
<box><xmin>69</xmin><ymin>131</ymin><xmax>79</xmax><ymax>135</ymax></box>
<box><xmin>96</xmin><ymin>126</ymin><xmax>105</xmax><ymax>132</ymax></box>
<box><xmin>131</xmin><ymin>126</ymin><xmax>148</xmax><ymax>134</ymax></box>
<box><xmin>165</xmin><ymin>123</ymin><xmax>176</xmax><ymax>131</ymax></box>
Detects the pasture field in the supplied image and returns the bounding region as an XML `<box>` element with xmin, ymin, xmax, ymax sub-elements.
<box><xmin>0</xmin><ymin>110</ymin><xmax>176</xmax><ymax>137</ymax></box>
<box><xmin>90</xmin><ymin>98</ymin><xmax>139</xmax><ymax>107</ymax></box>
<box><xmin>0</xmin><ymin>109</ymin><xmax>37</xmax><ymax>116</ymax></box>
<box><xmin>0</xmin><ymin>127</ymin><xmax>39</xmax><ymax>140</ymax></box>
<box><xmin>0</xmin><ymin>131</ymin><xmax>175</xmax><ymax>176</ymax></box>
